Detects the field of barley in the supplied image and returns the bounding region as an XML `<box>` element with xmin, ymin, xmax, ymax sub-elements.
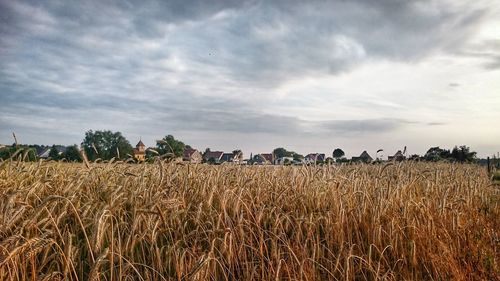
<box><xmin>0</xmin><ymin>160</ymin><xmax>498</xmax><ymax>280</ymax></box>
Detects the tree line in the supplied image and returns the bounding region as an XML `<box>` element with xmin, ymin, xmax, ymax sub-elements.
<box><xmin>0</xmin><ymin>130</ymin><xmax>479</xmax><ymax>163</ymax></box>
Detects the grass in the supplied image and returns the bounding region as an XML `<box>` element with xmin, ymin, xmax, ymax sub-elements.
<box><xmin>0</xmin><ymin>160</ymin><xmax>498</xmax><ymax>280</ymax></box>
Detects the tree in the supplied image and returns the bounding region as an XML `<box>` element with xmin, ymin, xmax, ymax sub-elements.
<box><xmin>63</xmin><ymin>145</ymin><xmax>81</xmax><ymax>162</ymax></box>
<box><xmin>0</xmin><ymin>146</ymin><xmax>18</xmax><ymax>160</ymax></box>
<box><xmin>273</xmin><ymin>147</ymin><xmax>293</xmax><ymax>159</ymax></box>
<box><xmin>81</xmin><ymin>130</ymin><xmax>133</xmax><ymax>161</ymax></box>
<box><xmin>156</xmin><ymin>135</ymin><xmax>185</xmax><ymax>157</ymax></box>
<box><xmin>450</xmin><ymin>145</ymin><xmax>476</xmax><ymax>163</ymax></box>
<box><xmin>332</xmin><ymin>148</ymin><xmax>345</xmax><ymax>159</ymax></box>
<box><xmin>425</xmin><ymin>147</ymin><xmax>450</xmax><ymax>161</ymax></box>
<box><xmin>292</xmin><ymin>153</ymin><xmax>304</xmax><ymax>161</ymax></box>
<box><xmin>48</xmin><ymin>145</ymin><xmax>60</xmax><ymax>160</ymax></box>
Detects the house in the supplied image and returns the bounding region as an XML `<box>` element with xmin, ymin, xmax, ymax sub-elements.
<box><xmin>388</xmin><ymin>150</ymin><xmax>406</xmax><ymax>162</ymax></box>
<box><xmin>183</xmin><ymin>148</ymin><xmax>202</xmax><ymax>163</ymax></box>
<box><xmin>204</xmin><ymin>151</ymin><xmax>224</xmax><ymax>163</ymax></box>
<box><xmin>352</xmin><ymin>151</ymin><xmax>373</xmax><ymax>163</ymax></box>
<box><xmin>261</xmin><ymin>153</ymin><xmax>274</xmax><ymax>164</ymax></box>
<box><xmin>133</xmin><ymin>140</ymin><xmax>146</xmax><ymax>161</ymax></box>
<box><xmin>252</xmin><ymin>153</ymin><xmax>274</xmax><ymax>164</ymax></box>
<box><xmin>275</xmin><ymin>157</ymin><xmax>294</xmax><ymax>165</ymax></box>
<box><xmin>304</xmin><ymin>153</ymin><xmax>326</xmax><ymax>164</ymax></box>
<box><xmin>38</xmin><ymin>146</ymin><xmax>67</xmax><ymax>158</ymax></box>
<box><xmin>221</xmin><ymin>153</ymin><xmax>234</xmax><ymax>163</ymax></box>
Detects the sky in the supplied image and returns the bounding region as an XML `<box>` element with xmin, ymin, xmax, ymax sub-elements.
<box><xmin>0</xmin><ymin>0</ymin><xmax>499</xmax><ymax>158</ymax></box>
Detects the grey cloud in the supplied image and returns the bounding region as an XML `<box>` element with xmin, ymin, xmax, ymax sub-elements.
<box><xmin>483</xmin><ymin>56</ymin><xmax>500</xmax><ymax>70</ymax></box>
<box><xmin>1</xmin><ymin>80</ymin><xmax>409</xmax><ymax>140</ymax></box>
<box><xmin>457</xmin><ymin>39</ymin><xmax>500</xmax><ymax>70</ymax></box>
<box><xmin>427</xmin><ymin>122</ymin><xmax>446</xmax><ymax>126</ymax></box>
<box><xmin>319</xmin><ymin>118</ymin><xmax>409</xmax><ymax>135</ymax></box>
<box><xmin>0</xmin><ymin>0</ymin><xmax>488</xmax><ymax>93</ymax></box>
<box><xmin>0</xmin><ymin>0</ymin><xmax>496</xmax><ymax>151</ymax></box>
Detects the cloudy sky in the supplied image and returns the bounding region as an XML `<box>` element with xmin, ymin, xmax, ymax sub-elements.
<box><xmin>0</xmin><ymin>0</ymin><xmax>499</xmax><ymax>158</ymax></box>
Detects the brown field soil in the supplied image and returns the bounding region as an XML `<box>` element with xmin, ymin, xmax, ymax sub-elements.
<box><xmin>0</xmin><ymin>161</ymin><xmax>498</xmax><ymax>280</ymax></box>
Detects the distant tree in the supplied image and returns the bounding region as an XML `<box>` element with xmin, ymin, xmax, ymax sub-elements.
<box><xmin>425</xmin><ymin>147</ymin><xmax>449</xmax><ymax>161</ymax></box>
<box><xmin>48</xmin><ymin>145</ymin><xmax>60</xmax><ymax>160</ymax></box>
<box><xmin>23</xmin><ymin>147</ymin><xmax>38</xmax><ymax>161</ymax></box>
<box><xmin>332</xmin><ymin>148</ymin><xmax>345</xmax><ymax>159</ymax></box>
<box><xmin>0</xmin><ymin>146</ymin><xmax>15</xmax><ymax>160</ymax></box>
<box><xmin>82</xmin><ymin>130</ymin><xmax>133</xmax><ymax>161</ymax></box>
<box><xmin>0</xmin><ymin>145</ymin><xmax>38</xmax><ymax>161</ymax></box>
<box><xmin>409</xmin><ymin>154</ymin><xmax>421</xmax><ymax>161</ymax></box>
<box><xmin>156</xmin><ymin>135</ymin><xmax>185</xmax><ymax>157</ymax></box>
<box><xmin>145</xmin><ymin>148</ymin><xmax>159</xmax><ymax>162</ymax></box>
<box><xmin>336</xmin><ymin>157</ymin><xmax>349</xmax><ymax>164</ymax></box>
<box><xmin>273</xmin><ymin>147</ymin><xmax>293</xmax><ymax>159</ymax></box>
<box><xmin>63</xmin><ymin>145</ymin><xmax>81</xmax><ymax>162</ymax></box>
<box><xmin>273</xmin><ymin>147</ymin><xmax>303</xmax><ymax>159</ymax></box>
<box><xmin>292</xmin><ymin>153</ymin><xmax>304</xmax><ymax>161</ymax></box>
<box><xmin>451</xmin><ymin>145</ymin><xmax>476</xmax><ymax>163</ymax></box>
<box><xmin>325</xmin><ymin>157</ymin><xmax>334</xmax><ymax>165</ymax></box>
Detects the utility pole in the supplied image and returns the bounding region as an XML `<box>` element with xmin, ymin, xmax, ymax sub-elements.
<box><xmin>487</xmin><ymin>157</ymin><xmax>491</xmax><ymax>176</ymax></box>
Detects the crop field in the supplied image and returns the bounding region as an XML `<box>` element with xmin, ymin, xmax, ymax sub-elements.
<box><xmin>0</xmin><ymin>161</ymin><xmax>498</xmax><ymax>280</ymax></box>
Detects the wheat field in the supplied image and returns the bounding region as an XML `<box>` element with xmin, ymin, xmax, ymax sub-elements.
<box><xmin>0</xmin><ymin>160</ymin><xmax>498</xmax><ymax>280</ymax></box>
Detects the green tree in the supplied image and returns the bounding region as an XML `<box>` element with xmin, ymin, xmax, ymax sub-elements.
<box><xmin>63</xmin><ymin>145</ymin><xmax>81</xmax><ymax>162</ymax></box>
<box><xmin>273</xmin><ymin>147</ymin><xmax>293</xmax><ymax>158</ymax></box>
<box><xmin>156</xmin><ymin>135</ymin><xmax>185</xmax><ymax>157</ymax></box>
<box><xmin>425</xmin><ymin>147</ymin><xmax>451</xmax><ymax>161</ymax></box>
<box><xmin>451</xmin><ymin>145</ymin><xmax>476</xmax><ymax>163</ymax></box>
<box><xmin>81</xmin><ymin>130</ymin><xmax>133</xmax><ymax>161</ymax></box>
<box><xmin>48</xmin><ymin>145</ymin><xmax>60</xmax><ymax>160</ymax></box>
<box><xmin>0</xmin><ymin>146</ymin><xmax>18</xmax><ymax>160</ymax></box>
<box><xmin>292</xmin><ymin>153</ymin><xmax>304</xmax><ymax>161</ymax></box>
<box><xmin>332</xmin><ymin>148</ymin><xmax>345</xmax><ymax>159</ymax></box>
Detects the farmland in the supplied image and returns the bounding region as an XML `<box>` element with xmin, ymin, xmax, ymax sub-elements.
<box><xmin>0</xmin><ymin>161</ymin><xmax>498</xmax><ymax>280</ymax></box>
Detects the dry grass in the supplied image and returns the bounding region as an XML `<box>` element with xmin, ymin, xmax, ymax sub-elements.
<box><xmin>0</xmin><ymin>160</ymin><xmax>498</xmax><ymax>280</ymax></box>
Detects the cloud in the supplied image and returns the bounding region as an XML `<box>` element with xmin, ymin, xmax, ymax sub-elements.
<box><xmin>0</xmin><ymin>0</ymin><xmax>488</xmax><ymax>93</ymax></box>
<box><xmin>0</xmin><ymin>0</ymin><xmax>498</xmax><ymax>156</ymax></box>
<box><xmin>427</xmin><ymin>122</ymin><xmax>447</xmax><ymax>126</ymax></box>
<box><xmin>319</xmin><ymin>118</ymin><xmax>411</xmax><ymax>135</ymax></box>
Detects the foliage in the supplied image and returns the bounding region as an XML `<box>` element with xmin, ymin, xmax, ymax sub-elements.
<box><xmin>332</xmin><ymin>148</ymin><xmax>345</xmax><ymax>158</ymax></box>
<box><xmin>0</xmin><ymin>145</ymin><xmax>37</xmax><ymax>161</ymax></box>
<box><xmin>48</xmin><ymin>145</ymin><xmax>60</xmax><ymax>160</ymax></box>
<box><xmin>273</xmin><ymin>147</ymin><xmax>302</xmax><ymax>161</ymax></box>
<box><xmin>63</xmin><ymin>145</ymin><xmax>81</xmax><ymax>162</ymax></box>
<box><xmin>273</xmin><ymin>147</ymin><xmax>293</xmax><ymax>158</ymax></box>
<box><xmin>292</xmin><ymin>153</ymin><xmax>304</xmax><ymax>161</ymax></box>
<box><xmin>425</xmin><ymin>147</ymin><xmax>450</xmax><ymax>161</ymax></box>
<box><xmin>451</xmin><ymin>145</ymin><xmax>476</xmax><ymax>162</ymax></box>
<box><xmin>81</xmin><ymin>130</ymin><xmax>133</xmax><ymax>161</ymax></box>
<box><xmin>156</xmin><ymin>135</ymin><xmax>186</xmax><ymax>157</ymax></box>
<box><xmin>0</xmin><ymin>146</ymin><xmax>17</xmax><ymax>160</ymax></box>
<box><xmin>425</xmin><ymin>146</ymin><xmax>477</xmax><ymax>162</ymax></box>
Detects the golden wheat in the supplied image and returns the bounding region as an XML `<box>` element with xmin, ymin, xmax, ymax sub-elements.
<box><xmin>0</xmin><ymin>161</ymin><xmax>498</xmax><ymax>280</ymax></box>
